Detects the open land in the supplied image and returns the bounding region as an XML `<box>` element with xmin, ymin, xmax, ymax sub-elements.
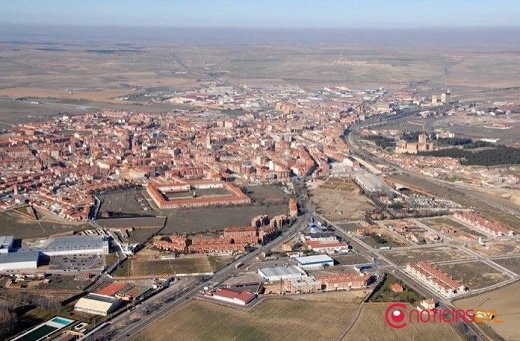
<box><xmin>437</xmin><ymin>261</ymin><xmax>510</xmax><ymax>290</ymax></box>
<box><xmin>381</xmin><ymin>246</ymin><xmax>473</xmax><ymax>266</ymax></box>
<box><xmin>455</xmin><ymin>281</ymin><xmax>520</xmax><ymax>341</ymax></box>
<box><xmin>492</xmin><ymin>257</ymin><xmax>520</xmax><ymax>276</ymax></box>
<box><xmin>309</xmin><ymin>180</ymin><xmax>375</xmax><ymax>221</ymax></box>
<box><xmin>113</xmin><ymin>256</ymin><xmax>213</xmax><ymax>277</ymax></box>
<box><xmin>135</xmin><ymin>296</ymin><xmax>360</xmax><ymax>341</ymax></box>
<box><xmin>343</xmin><ymin>303</ymin><xmax>463</xmax><ymax>341</ymax></box>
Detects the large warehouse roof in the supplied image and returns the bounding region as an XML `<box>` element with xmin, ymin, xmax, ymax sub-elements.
<box><xmin>0</xmin><ymin>251</ymin><xmax>40</xmax><ymax>265</ymax></box>
<box><xmin>295</xmin><ymin>254</ymin><xmax>334</xmax><ymax>266</ymax></box>
<box><xmin>74</xmin><ymin>294</ymin><xmax>121</xmax><ymax>316</ymax></box>
<box><xmin>258</xmin><ymin>265</ymin><xmax>306</xmax><ymax>279</ymax></box>
<box><xmin>28</xmin><ymin>235</ymin><xmax>107</xmax><ymax>254</ymax></box>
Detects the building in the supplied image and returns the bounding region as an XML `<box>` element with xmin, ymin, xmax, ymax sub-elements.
<box><xmin>454</xmin><ymin>212</ymin><xmax>513</xmax><ymax>238</ymax></box>
<box><xmin>258</xmin><ymin>265</ymin><xmax>307</xmax><ymax>282</ymax></box>
<box><xmin>294</xmin><ymin>255</ymin><xmax>334</xmax><ymax>270</ymax></box>
<box><xmin>406</xmin><ymin>262</ymin><xmax>467</xmax><ymax>298</ymax></box>
<box><xmin>0</xmin><ymin>235</ymin><xmax>14</xmax><ymax>254</ymax></box>
<box><xmin>30</xmin><ymin>235</ymin><xmax>109</xmax><ymax>256</ymax></box>
<box><xmin>0</xmin><ymin>251</ymin><xmax>40</xmax><ymax>272</ymax></box>
<box><xmin>74</xmin><ymin>294</ymin><xmax>122</xmax><ymax>316</ymax></box>
<box><xmin>315</xmin><ymin>273</ymin><xmax>370</xmax><ymax>291</ymax></box>
<box><xmin>283</xmin><ymin>276</ymin><xmax>321</xmax><ymax>294</ymax></box>
<box><xmin>210</xmin><ymin>288</ymin><xmax>256</xmax><ymax>306</ymax></box>
<box><xmin>146</xmin><ymin>180</ymin><xmax>251</xmax><ymax>209</ymax></box>
<box><xmin>306</xmin><ymin>241</ymin><xmax>349</xmax><ymax>254</ymax></box>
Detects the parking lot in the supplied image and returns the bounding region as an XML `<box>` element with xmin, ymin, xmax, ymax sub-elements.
<box><xmin>48</xmin><ymin>254</ymin><xmax>104</xmax><ymax>272</ymax></box>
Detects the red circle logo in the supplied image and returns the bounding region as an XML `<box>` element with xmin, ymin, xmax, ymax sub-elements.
<box><xmin>385</xmin><ymin>303</ymin><xmax>408</xmax><ymax>329</ymax></box>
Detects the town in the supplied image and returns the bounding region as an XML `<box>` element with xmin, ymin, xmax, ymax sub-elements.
<box><xmin>0</xmin><ymin>74</ymin><xmax>519</xmax><ymax>341</ymax></box>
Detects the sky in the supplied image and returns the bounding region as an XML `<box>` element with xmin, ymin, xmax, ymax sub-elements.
<box><xmin>2</xmin><ymin>0</ymin><xmax>520</xmax><ymax>29</ymax></box>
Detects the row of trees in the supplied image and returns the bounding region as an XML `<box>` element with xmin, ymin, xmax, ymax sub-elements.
<box><xmin>419</xmin><ymin>146</ymin><xmax>520</xmax><ymax>166</ymax></box>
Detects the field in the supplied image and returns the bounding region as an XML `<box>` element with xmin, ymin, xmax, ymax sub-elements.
<box><xmin>467</xmin><ymin>240</ymin><xmax>520</xmax><ymax>257</ymax></box>
<box><xmin>332</xmin><ymin>254</ymin><xmax>371</xmax><ymax>266</ymax></box>
<box><xmin>309</xmin><ymin>183</ymin><xmax>375</xmax><ymax>221</ymax></box>
<box><xmin>493</xmin><ymin>256</ymin><xmax>520</xmax><ymax>275</ymax></box>
<box><xmin>135</xmin><ymin>296</ymin><xmax>360</xmax><ymax>341</ymax></box>
<box><xmin>0</xmin><ymin>210</ymin><xmax>87</xmax><ymax>239</ymax></box>
<box><xmin>382</xmin><ymin>246</ymin><xmax>473</xmax><ymax>266</ymax></box>
<box><xmin>455</xmin><ymin>281</ymin><xmax>520</xmax><ymax>341</ymax></box>
<box><xmin>437</xmin><ymin>261</ymin><xmax>510</xmax><ymax>290</ymax></box>
<box><xmin>343</xmin><ymin>304</ymin><xmax>463</xmax><ymax>341</ymax></box>
<box><xmin>369</xmin><ymin>274</ymin><xmax>422</xmax><ymax>304</ymax></box>
<box><xmin>160</xmin><ymin>204</ymin><xmax>287</xmax><ymax>234</ymax></box>
<box><xmin>243</xmin><ymin>185</ymin><xmax>290</xmax><ymax>205</ymax></box>
<box><xmin>113</xmin><ymin>256</ymin><xmax>213</xmax><ymax>277</ymax></box>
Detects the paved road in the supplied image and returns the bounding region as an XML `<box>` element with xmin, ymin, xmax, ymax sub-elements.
<box><xmin>88</xmin><ymin>212</ymin><xmax>310</xmax><ymax>340</ymax></box>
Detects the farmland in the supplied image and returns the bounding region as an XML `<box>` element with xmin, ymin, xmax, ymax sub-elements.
<box><xmin>455</xmin><ymin>281</ymin><xmax>520</xmax><ymax>341</ymax></box>
<box><xmin>135</xmin><ymin>297</ymin><xmax>359</xmax><ymax>341</ymax></box>
<box><xmin>343</xmin><ymin>304</ymin><xmax>463</xmax><ymax>341</ymax></box>
<box><xmin>113</xmin><ymin>256</ymin><xmax>213</xmax><ymax>277</ymax></box>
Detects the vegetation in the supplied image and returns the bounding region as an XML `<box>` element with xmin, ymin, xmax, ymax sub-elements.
<box><xmin>419</xmin><ymin>145</ymin><xmax>520</xmax><ymax>165</ymax></box>
<box><xmin>365</xmin><ymin>135</ymin><xmax>396</xmax><ymax>149</ymax></box>
<box><xmin>369</xmin><ymin>274</ymin><xmax>422</xmax><ymax>304</ymax></box>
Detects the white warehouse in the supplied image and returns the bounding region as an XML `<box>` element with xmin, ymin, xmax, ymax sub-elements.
<box><xmin>258</xmin><ymin>265</ymin><xmax>307</xmax><ymax>282</ymax></box>
<box><xmin>0</xmin><ymin>251</ymin><xmax>40</xmax><ymax>271</ymax></box>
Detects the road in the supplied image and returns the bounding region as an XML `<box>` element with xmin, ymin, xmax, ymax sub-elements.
<box><xmin>88</xmin><ymin>211</ymin><xmax>310</xmax><ymax>340</ymax></box>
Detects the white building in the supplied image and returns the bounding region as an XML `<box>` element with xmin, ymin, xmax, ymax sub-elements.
<box><xmin>0</xmin><ymin>251</ymin><xmax>40</xmax><ymax>272</ymax></box>
<box><xmin>74</xmin><ymin>294</ymin><xmax>122</xmax><ymax>316</ymax></box>
<box><xmin>28</xmin><ymin>235</ymin><xmax>109</xmax><ymax>256</ymax></box>
<box><xmin>258</xmin><ymin>265</ymin><xmax>307</xmax><ymax>282</ymax></box>
<box><xmin>295</xmin><ymin>255</ymin><xmax>334</xmax><ymax>270</ymax></box>
<box><xmin>0</xmin><ymin>236</ymin><xmax>14</xmax><ymax>254</ymax></box>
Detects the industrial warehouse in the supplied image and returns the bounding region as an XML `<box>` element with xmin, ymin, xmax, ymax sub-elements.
<box><xmin>0</xmin><ymin>234</ymin><xmax>109</xmax><ymax>273</ymax></box>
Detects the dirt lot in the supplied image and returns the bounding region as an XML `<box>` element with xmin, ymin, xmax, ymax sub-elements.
<box><xmin>332</xmin><ymin>254</ymin><xmax>371</xmax><ymax>266</ymax></box>
<box><xmin>344</xmin><ymin>303</ymin><xmax>462</xmax><ymax>341</ymax></box>
<box><xmin>0</xmin><ymin>210</ymin><xmax>87</xmax><ymax>239</ymax></box>
<box><xmin>135</xmin><ymin>296</ymin><xmax>359</xmax><ymax>341</ymax></box>
<box><xmin>437</xmin><ymin>261</ymin><xmax>510</xmax><ymax>290</ymax></box>
<box><xmin>382</xmin><ymin>246</ymin><xmax>473</xmax><ymax>266</ymax></box>
<box><xmin>309</xmin><ymin>181</ymin><xmax>375</xmax><ymax>221</ymax></box>
<box><xmin>455</xmin><ymin>281</ymin><xmax>520</xmax><ymax>341</ymax></box>
<box><xmin>160</xmin><ymin>204</ymin><xmax>287</xmax><ymax>234</ymax></box>
<box><xmin>126</xmin><ymin>256</ymin><xmax>213</xmax><ymax>276</ymax></box>
<box><xmin>491</xmin><ymin>256</ymin><xmax>520</xmax><ymax>276</ymax></box>
<box><xmin>420</xmin><ymin>217</ymin><xmax>487</xmax><ymax>239</ymax></box>
<box><xmin>244</xmin><ymin>185</ymin><xmax>290</xmax><ymax>205</ymax></box>
<box><xmin>467</xmin><ymin>240</ymin><xmax>520</xmax><ymax>257</ymax></box>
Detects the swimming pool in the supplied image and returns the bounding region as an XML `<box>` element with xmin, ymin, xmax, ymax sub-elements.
<box><xmin>51</xmin><ymin>317</ymin><xmax>73</xmax><ymax>326</ymax></box>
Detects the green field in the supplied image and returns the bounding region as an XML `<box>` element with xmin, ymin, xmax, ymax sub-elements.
<box><xmin>135</xmin><ymin>297</ymin><xmax>359</xmax><ymax>341</ymax></box>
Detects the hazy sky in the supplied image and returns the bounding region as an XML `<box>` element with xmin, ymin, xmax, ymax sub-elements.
<box><xmin>2</xmin><ymin>0</ymin><xmax>520</xmax><ymax>28</ymax></box>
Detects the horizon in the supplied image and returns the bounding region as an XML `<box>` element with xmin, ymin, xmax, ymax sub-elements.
<box><xmin>3</xmin><ymin>1</ymin><xmax>520</xmax><ymax>29</ymax></box>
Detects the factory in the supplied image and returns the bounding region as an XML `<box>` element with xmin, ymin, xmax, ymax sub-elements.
<box><xmin>0</xmin><ymin>251</ymin><xmax>40</xmax><ymax>271</ymax></box>
<box><xmin>258</xmin><ymin>265</ymin><xmax>307</xmax><ymax>282</ymax></box>
<box><xmin>27</xmin><ymin>235</ymin><xmax>109</xmax><ymax>256</ymax></box>
<box><xmin>294</xmin><ymin>255</ymin><xmax>334</xmax><ymax>270</ymax></box>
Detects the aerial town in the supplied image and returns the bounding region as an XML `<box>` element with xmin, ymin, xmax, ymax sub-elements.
<box><xmin>1</xmin><ymin>75</ymin><xmax>519</xmax><ymax>341</ymax></box>
<box><xmin>1</xmin><ymin>2</ymin><xmax>520</xmax><ymax>340</ymax></box>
